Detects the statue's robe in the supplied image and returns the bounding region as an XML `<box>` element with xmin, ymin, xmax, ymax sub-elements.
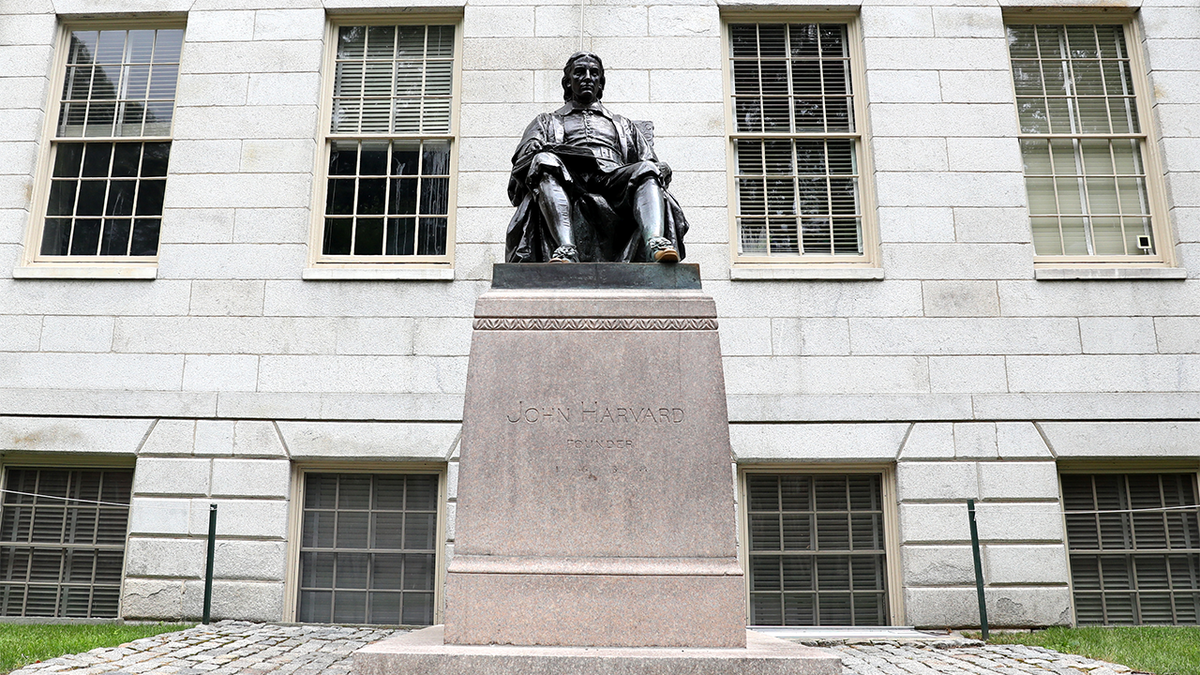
<box><xmin>505</xmin><ymin>102</ymin><xmax>689</xmax><ymax>263</ymax></box>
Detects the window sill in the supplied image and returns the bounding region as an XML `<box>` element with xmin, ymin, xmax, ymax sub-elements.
<box><xmin>1034</xmin><ymin>267</ymin><xmax>1188</xmax><ymax>281</ymax></box>
<box><xmin>13</xmin><ymin>264</ymin><xmax>158</xmax><ymax>280</ymax></box>
<box><xmin>302</xmin><ymin>266</ymin><xmax>455</xmax><ymax>281</ymax></box>
<box><xmin>730</xmin><ymin>266</ymin><xmax>884</xmax><ymax>281</ymax></box>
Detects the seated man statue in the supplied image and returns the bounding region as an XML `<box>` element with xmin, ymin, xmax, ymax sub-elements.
<box><xmin>505</xmin><ymin>52</ymin><xmax>689</xmax><ymax>263</ymax></box>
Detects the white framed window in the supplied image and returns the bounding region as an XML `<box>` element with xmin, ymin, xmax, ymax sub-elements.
<box><xmin>0</xmin><ymin>467</ymin><xmax>132</xmax><ymax>618</ymax></box>
<box><xmin>1006</xmin><ymin>19</ymin><xmax>1173</xmax><ymax>266</ymax></box>
<box><xmin>722</xmin><ymin>17</ymin><xmax>879</xmax><ymax>274</ymax></box>
<box><xmin>308</xmin><ymin>19</ymin><xmax>461</xmax><ymax>279</ymax></box>
<box><xmin>742</xmin><ymin>471</ymin><xmax>892</xmax><ymax>626</ymax></box>
<box><xmin>21</xmin><ymin>24</ymin><xmax>183</xmax><ymax>276</ymax></box>
<box><xmin>296</xmin><ymin>471</ymin><xmax>441</xmax><ymax>625</ymax></box>
<box><xmin>1062</xmin><ymin>472</ymin><xmax>1199</xmax><ymax>625</ymax></box>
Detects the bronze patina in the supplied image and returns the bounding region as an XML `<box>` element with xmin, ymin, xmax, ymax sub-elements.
<box><xmin>505</xmin><ymin>53</ymin><xmax>689</xmax><ymax>263</ymax></box>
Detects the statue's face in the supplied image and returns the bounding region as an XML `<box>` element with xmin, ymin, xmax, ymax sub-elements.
<box><xmin>567</xmin><ymin>57</ymin><xmax>602</xmax><ymax>104</ymax></box>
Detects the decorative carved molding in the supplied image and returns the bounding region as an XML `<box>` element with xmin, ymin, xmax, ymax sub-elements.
<box><xmin>473</xmin><ymin>317</ymin><xmax>718</xmax><ymax>331</ymax></box>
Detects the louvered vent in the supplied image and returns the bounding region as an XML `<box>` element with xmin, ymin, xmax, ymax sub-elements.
<box><xmin>0</xmin><ymin>468</ymin><xmax>132</xmax><ymax>618</ymax></box>
<box><xmin>746</xmin><ymin>473</ymin><xmax>888</xmax><ymax>626</ymax></box>
<box><xmin>298</xmin><ymin>473</ymin><xmax>438</xmax><ymax>625</ymax></box>
<box><xmin>1063</xmin><ymin>473</ymin><xmax>1200</xmax><ymax>625</ymax></box>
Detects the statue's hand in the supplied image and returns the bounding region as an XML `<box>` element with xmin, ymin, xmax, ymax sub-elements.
<box><xmin>656</xmin><ymin>161</ymin><xmax>673</xmax><ymax>189</ymax></box>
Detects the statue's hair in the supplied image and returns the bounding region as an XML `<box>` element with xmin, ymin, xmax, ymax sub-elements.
<box><xmin>561</xmin><ymin>52</ymin><xmax>605</xmax><ymax>101</ymax></box>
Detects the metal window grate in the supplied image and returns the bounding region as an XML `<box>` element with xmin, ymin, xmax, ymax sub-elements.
<box><xmin>746</xmin><ymin>473</ymin><xmax>887</xmax><ymax>626</ymax></box>
<box><xmin>41</xmin><ymin>27</ymin><xmax>181</xmax><ymax>259</ymax></box>
<box><xmin>1007</xmin><ymin>24</ymin><xmax>1155</xmax><ymax>258</ymax></box>
<box><xmin>0</xmin><ymin>468</ymin><xmax>132</xmax><ymax>618</ymax></box>
<box><xmin>322</xmin><ymin>24</ymin><xmax>455</xmax><ymax>259</ymax></box>
<box><xmin>728</xmin><ymin>23</ymin><xmax>863</xmax><ymax>258</ymax></box>
<box><xmin>298</xmin><ymin>473</ymin><xmax>439</xmax><ymax>625</ymax></box>
<box><xmin>1063</xmin><ymin>473</ymin><xmax>1200</xmax><ymax>625</ymax></box>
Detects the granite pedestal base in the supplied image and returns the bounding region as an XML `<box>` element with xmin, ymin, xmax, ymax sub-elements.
<box><xmin>444</xmin><ymin>264</ymin><xmax>744</xmax><ymax>648</ymax></box>
<box><xmin>355</xmin><ymin>626</ymin><xmax>844</xmax><ymax>675</ymax></box>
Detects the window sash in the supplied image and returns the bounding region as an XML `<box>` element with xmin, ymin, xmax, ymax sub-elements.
<box><xmin>727</xmin><ymin>22</ymin><xmax>868</xmax><ymax>263</ymax></box>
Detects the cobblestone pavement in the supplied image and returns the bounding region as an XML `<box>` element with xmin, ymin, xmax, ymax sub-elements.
<box><xmin>10</xmin><ymin>622</ymin><xmax>1140</xmax><ymax>675</ymax></box>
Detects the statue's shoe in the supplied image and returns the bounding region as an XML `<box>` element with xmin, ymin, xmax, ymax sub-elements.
<box><xmin>653</xmin><ymin>248</ymin><xmax>680</xmax><ymax>263</ymax></box>
<box><xmin>550</xmin><ymin>244</ymin><xmax>579</xmax><ymax>263</ymax></box>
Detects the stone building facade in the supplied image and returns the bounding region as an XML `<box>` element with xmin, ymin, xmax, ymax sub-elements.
<box><xmin>1</xmin><ymin>0</ymin><xmax>1198</xmax><ymax>628</ymax></box>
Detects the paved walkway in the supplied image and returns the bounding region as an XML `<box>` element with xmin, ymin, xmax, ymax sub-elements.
<box><xmin>10</xmin><ymin>622</ymin><xmax>1139</xmax><ymax>675</ymax></box>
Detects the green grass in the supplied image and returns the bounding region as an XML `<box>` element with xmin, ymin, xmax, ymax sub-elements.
<box><xmin>0</xmin><ymin>623</ymin><xmax>192</xmax><ymax>674</ymax></box>
<box><xmin>976</xmin><ymin>626</ymin><xmax>1200</xmax><ymax>675</ymax></box>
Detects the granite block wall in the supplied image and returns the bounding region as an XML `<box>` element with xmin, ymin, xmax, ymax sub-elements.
<box><xmin>0</xmin><ymin>0</ymin><xmax>1198</xmax><ymax>626</ymax></box>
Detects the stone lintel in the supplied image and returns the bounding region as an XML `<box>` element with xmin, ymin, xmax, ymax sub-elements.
<box><xmin>355</xmin><ymin>626</ymin><xmax>843</xmax><ymax>675</ymax></box>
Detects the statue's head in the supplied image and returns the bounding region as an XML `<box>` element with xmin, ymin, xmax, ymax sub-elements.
<box><xmin>562</xmin><ymin>52</ymin><xmax>605</xmax><ymax>102</ymax></box>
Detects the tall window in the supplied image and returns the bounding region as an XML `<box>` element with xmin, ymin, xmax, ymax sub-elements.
<box><xmin>1062</xmin><ymin>473</ymin><xmax>1199</xmax><ymax>625</ymax></box>
<box><xmin>1007</xmin><ymin>23</ymin><xmax>1167</xmax><ymax>261</ymax></box>
<box><xmin>726</xmin><ymin>22</ymin><xmax>870</xmax><ymax>263</ymax></box>
<box><xmin>36</xmin><ymin>27</ymin><xmax>182</xmax><ymax>260</ymax></box>
<box><xmin>0</xmin><ymin>468</ymin><xmax>132</xmax><ymax>618</ymax></box>
<box><xmin>745</xmin><ymin>473</ymin><xmax>888</xmax><ymax>626</ymax></box>
<box><xmin>317</xmin><ymin>24</ymin><xmax>456</xmax><ymax>262</ymax></box>
<box><xmin>298</xmin><ymin>473</ymin><xmax>439</xmax><ymax>625</ymax></box>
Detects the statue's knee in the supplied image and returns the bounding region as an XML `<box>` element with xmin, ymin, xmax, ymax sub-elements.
<box><xmin>528</xmin><ymin>153</ymin><xmax>568</xmax><ymax>188</ymax></box>
<box><xmin>633</xmin><ymin>160</ymin><xmax>661</xmax><ymax>176</ymax></box>
<box><xmin>530</xmin><ymin>152</ymin><xmax>564</xmax><ymax>173</ymax></box>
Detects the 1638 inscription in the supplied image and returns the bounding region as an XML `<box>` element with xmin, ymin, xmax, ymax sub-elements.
<box><xmin>505</xmin><ymin>401</ymin><xmax>685</xmax><ymax>424</ymax></box>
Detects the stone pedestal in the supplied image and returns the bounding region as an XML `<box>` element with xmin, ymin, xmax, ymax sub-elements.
<box><xmin>445</xmin><ymin>263</ymin><xmax>744</xmax><ymax>649</ymax></box>
<box><xmin>355</xmin><ymin>264</ymin><xmax>842</xmax><ymax>674</ymax></box>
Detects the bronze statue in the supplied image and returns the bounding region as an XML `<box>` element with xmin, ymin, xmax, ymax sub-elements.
<box><xmin>505</xmin><ymin>53</ymin><xmax>688</xmax><ymax>263</ymax></box>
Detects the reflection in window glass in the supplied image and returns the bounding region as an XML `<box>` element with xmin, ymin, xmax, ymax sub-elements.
<box><xmin>41</xmin><ymin>27</ymin><xmax>181</xmax><ymax>259</ymax></box>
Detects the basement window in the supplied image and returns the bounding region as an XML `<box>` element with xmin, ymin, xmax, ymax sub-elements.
<box><xmin>298</xmin><ymin>472</ymin><xmax>439</xmax><ymax>625</ymax></box>
<box><xmin>745</xmin><ymin>473</ymin><xmax>888</xmax><ymax>625</ymax></box>
<box><xmin>0</xmin><ymin>468</ymin><xmax>132</xmax><ymax>618</ymax></box>
<box><xmin>1063</xmin><ymin>472</ymin><xmax>1200</xmax><ymax>624</ymax></box>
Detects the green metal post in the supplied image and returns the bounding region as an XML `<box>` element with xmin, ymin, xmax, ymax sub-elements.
<box><xmin>203</xmin><ymin>503</ymin><xmax>217</xmax><ymax>624</ymax></box>
<box><xmin>967</xmin><ymin>499</ymin><xmax>989</xmax><ymax>640</ymax></box>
